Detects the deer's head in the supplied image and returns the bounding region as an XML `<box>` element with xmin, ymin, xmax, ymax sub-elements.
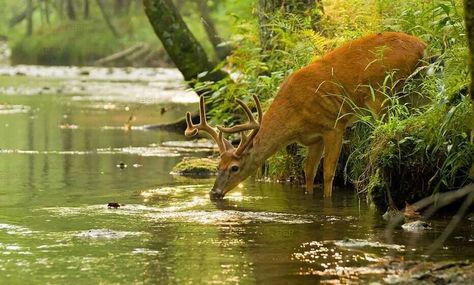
<box><xmin>185</xmin><ymin>95</ymin><xmax>262</xmax><ymax>199</ymax></box>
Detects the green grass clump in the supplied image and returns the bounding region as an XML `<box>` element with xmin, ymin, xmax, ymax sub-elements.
<box><xmin>346</xmin><ymin>96</ymin><xmax>473</xmax><ymax>209</ymax></box>
<box><xmin>341</xmin><ymin>0</ymin><xmax>474</xmax><ymax>210</ymax></box>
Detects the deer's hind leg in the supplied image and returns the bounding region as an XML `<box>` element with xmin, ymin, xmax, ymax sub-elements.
<box><xmin>304</xmin><ymin>137</ymin><xmax>324</xmax><ymax>195</ymax></box>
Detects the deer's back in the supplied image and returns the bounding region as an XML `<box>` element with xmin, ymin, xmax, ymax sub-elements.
<box><xmin>266</xmin><ymin>32</ymin><xmax>426</xmax><ymax>135</ymax></box>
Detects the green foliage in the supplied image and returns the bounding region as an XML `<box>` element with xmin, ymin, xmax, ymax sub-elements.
<box><xmin>201</xmin><ymin>11</ymin><xmax>335</xmax><ymax>124</ymax></box>
<box><xmin>0</xmin><ymin>0</ymin><xmax>6</xmax><ymax>36</ymax></box>
<box><xmin>346</xmin><ymin>95</ymin><xmax>473</xmax><ymax>208</ymax></box>
<box><xmin>340</xmin><ymin>0</ymin><xmax>474</xmax><ymax>209</ymax></box>
<box><xmin>265</xmin><ymin>145</ymin><xmax>307</xmax><ymax>183</ymax></box>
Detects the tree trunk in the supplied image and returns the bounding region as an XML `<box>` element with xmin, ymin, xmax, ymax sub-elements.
<box><xmin>114</xmin><ymin>0</ymin><xmax>125</xmax><ymax>14</ymax></box>
<box><xmin>40</xmin><ymin>0</ymin><xmax>48</xmax><ymax>24</ymax></box>
<box><xmin>124</xmin><ymin>0</ymin><xmax>132</xmax><ymax>14</ymax></box>
<box><xmin>65</xmin><ymin>0</ymin><xmax>76</xmax><ymax>20</ymax></box>
<box><xmin>96</xmin><ymin>0</ymin><xmax>120</xmax><ymax>38</ymax></box>
<box><xmin>84</xmin><ymin>0</ymin><xmax>90</xmax><ymax>19</ymax></box>
<box><xmin>175</xmin><ymin>0</ymin><xmax>185</xmax><ymax>10</ymax></box>
<box><xmin>196</xmin><ymin>0</ymin><xmax>231</xmax><ymax>61</ymax></box>
<box><xmin>465</xmin><ymin>0</ymin><xmax>474</xmax><ymax>101</ymax></box>
<box><xmin>26</xmin><ymin>0</ymin><xmax>33</xmax><ymax>35</ymax></box>
<box><xmin>258</xmin><ymin>0</ymin><xmax>323</xmax><ymax>50</ymax></box>
<box><xmin>57</xmin><ymin>0</ymin><xmax>64</xmax><ymax>19</ymax></box>
<box><xmin>143</xmin><ymin>0</ymin><xmax>228</xmax><ymax>85</ymax></box>
<box><xmin>44</xmin><ymin>0</ymin><xmax>51</xmax><ymax>24</ymax></box>
<box><xmin>12</xmin><ymin>3</ymin><xmax>37</xmax><ymax>28</ymax></box>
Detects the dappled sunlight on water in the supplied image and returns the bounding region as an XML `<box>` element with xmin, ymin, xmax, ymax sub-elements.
<box><xmin>292</xmin><ymin>240</ymin><xmax>405</xmax><ymax>283</ymax></box>
<box><xmin>145</xmin><ymin>210</ymin><xmax>315</xmax><ymax>225</ymax></box>
<box><xmin>0</xmin><ymin>223</ymin><xmax>35</xmax><ymax>235</ymax></box>
<box><xmin>73</xmin><ymin>229</ymin><xmax>145</xmax><ymax>239</ymax></box>
<box><xmin>141</xmin><ymin>184</ymin><xmax>210</xmax><ymax>197</ymax></box>
<box><xmin>0</xmin><ymin>104</ymin><xmax>31</xmax><ymax>114</ymax></box>
<box><xmin>0</xmin><ymin>142</ymin><xmax>214</xmax><ymax>157</ymax></box>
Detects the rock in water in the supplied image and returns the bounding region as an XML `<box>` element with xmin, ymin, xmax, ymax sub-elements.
<box><xmin>401</xmin><ymin>220</ymin><xmax>431</xmax><ymax>232</ymax></box>
<box><xmin>107</xmin><ymin>202</ymin><xmax>123</xmax><ymax>209</ymax></box>
<box><xmin>171</xmin><ymin>158</ymin><xmax>218</xmax><ymax>177</ymax></box>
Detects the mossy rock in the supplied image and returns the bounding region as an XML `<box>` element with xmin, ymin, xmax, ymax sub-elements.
<box><xmin>171</xmin><ymin>158</ymin><xmax>218</xmax><ymax>177</ymax></box>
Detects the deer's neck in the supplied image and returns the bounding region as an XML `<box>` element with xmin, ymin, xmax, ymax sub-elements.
<box><xmin>248</xmin><ymin>110</ymin><xmax>297</xmax><ymax>166</ymax></box>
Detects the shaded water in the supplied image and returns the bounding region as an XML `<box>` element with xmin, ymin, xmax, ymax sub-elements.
<box><xmin>0</xmin><ymin>66</ymin><xmax>473</xmax><ymax>284</ymax></box>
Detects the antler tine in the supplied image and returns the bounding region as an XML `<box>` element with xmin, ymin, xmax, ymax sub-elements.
<box><xmin>198</xmin><ymin>96</ymin><xmax>207</xmax><ymax>124</ymax></box>
<box><xmin>219</xmin><ymin>130</ymin><xmax>235</xmax><ymax>151</ymax></box>
<box><xmin>236</xmin><ymin>132</ymin><xmax>248</xmax><ymax>150</ymax></box>
<box><xmin>184</xmin><ymin>95</ymin><xmax>230</xmax><ymax>154</ymax></box>
<box><xmin>217</xmin><ymin>95</ymin><xmax>261</xmax><ymax>134</ymax></box>
<box><xmin>228</xmin><ymin>95</ymin><xmax>262</xmax><ymax>157</ymax></box>
<box><xmin>185</xmin><ymin>112</ymin><xmax>198</xmax><ymax>137</ymax></box>
<box><xmin>252</xmin><ymin>95</ymin><xmax>262</xmax><ymax>124</ymax></box>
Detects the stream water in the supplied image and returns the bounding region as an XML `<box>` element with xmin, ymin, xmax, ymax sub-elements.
<box><xmin>0</xmin><ymin>66</ymin><xmax>473</xmax><ymax>284</ymax></box>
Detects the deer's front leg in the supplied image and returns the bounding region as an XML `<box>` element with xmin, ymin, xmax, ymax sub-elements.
<box><xmin>322</xmin><ymin>129</ymin><xmax>344</xmax><ymax>198</ymax></box>
<box><xmin>304</xmin><ymin>138</ymin><xmax>324</xmax><ymax>195</ymax></box>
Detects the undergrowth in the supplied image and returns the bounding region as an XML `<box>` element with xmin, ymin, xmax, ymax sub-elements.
<box><xmin>343</xmin><ymin>0</ymin><xmax>474</xmax><ymax>209</ymax></box>
<box><xmin>11</xmin><ymin>20</ymin><xmax>126</xmax><ymax>65</ymax></box>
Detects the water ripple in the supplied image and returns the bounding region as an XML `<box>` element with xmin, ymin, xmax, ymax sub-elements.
<box><xmin>73</xmin><ymin>229</ymin><xmax>143</xmax><ymax>239</ymax></box>
<box><xmin>145</xmin><ymin>210</ymin><xmax>314</xmax><ymax>225</ymax></box>
<box><xmin>0</xmin><ymin>104</ymin><xmax>31</xmax><ymax>114</ymax></box>
<box><xmin>0</xmin><ymin>223</ymin><xmax>35</xmax><ymax>235</ymax></box>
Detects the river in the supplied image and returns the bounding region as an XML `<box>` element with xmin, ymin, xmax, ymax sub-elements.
<box><xmin>0</xmin><ymin>65</ymin><xmax>473</xmax><ymax>284</ymax></box>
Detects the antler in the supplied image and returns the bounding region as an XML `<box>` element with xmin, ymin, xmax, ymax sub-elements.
<box><xmin>185</xmin><ymin>96</ymin><xmax>232</xmax><ymax>154</ymax></box>
<box><xmin>217</xmin><ymin>95</ymin><xmax>262</xmax><ymax>156</ymax></box>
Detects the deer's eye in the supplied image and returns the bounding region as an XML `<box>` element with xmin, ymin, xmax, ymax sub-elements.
<box><xmin>230</xmin><ymin>165</ymin><xmax>239</xmax><ymax>173</ymax></box>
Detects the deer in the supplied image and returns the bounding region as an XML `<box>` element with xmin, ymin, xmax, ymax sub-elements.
<box><xmin>185</xmin><ymin>32</ymin><xmax>427</xmax><ymax>199</ymax></box>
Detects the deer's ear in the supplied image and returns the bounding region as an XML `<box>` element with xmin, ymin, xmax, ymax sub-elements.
<box><xmin>222</xmin><ymin>137</ymin><xmax>234</xmax><ymax>151</ymax></box>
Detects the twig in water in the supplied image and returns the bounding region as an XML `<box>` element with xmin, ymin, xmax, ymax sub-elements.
<box><xmin>385</xmin><ymin>183</ymin><xmax>474</xmax><ymax>254</ymax></box>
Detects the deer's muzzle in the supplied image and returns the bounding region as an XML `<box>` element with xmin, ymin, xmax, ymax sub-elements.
<box><xmin>209</xmin><ymin>188</ymin><xmax>224</xmax><ymax>200</ymax></box>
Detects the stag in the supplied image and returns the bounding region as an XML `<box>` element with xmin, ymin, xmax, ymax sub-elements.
<box><xmin>185</xmin><ymin>32</ymin><xmax>427</xmax><ymax>199</ymax></box>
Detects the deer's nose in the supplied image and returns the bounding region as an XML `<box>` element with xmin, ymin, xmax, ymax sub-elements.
<box><xmin>209</xmin><ymin>189</ymin><xmax>224</xmax><ymax>200</ymax></box>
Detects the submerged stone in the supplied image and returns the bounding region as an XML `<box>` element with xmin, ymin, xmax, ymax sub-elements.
<box><xmin>107</xmin><ymin>202</ymin><xmax>123</xmax><ymax>209</ymax></box>
<box><xmin>468</xmin><ymin>214</ymin><xmax>474</xmax><ymax>222</ymax></box>
<box><xmin>401</xmin><ymin>220</ymin><xmax>431</xmax><ymax>232</ymax></box>
<box><xmin>382</xmin><ymin>207</ymin><xmax>403</xmax><ymax>221</ymax></box>
<box><xmin>171</xmin><ymin>158</ymin><xmax>218</xmax><ymax>177</ymax></box>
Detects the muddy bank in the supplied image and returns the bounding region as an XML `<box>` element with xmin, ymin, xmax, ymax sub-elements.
<box><xmin>375</xmin><ymin>260</ymin><xmax>474</xmax><ymax>285</ymax></box>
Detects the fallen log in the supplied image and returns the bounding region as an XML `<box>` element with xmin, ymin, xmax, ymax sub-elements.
<box><xmin>94</xmin><ymin>43</ymin><xmax>146</xmax><ymax>66</ymax></box>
